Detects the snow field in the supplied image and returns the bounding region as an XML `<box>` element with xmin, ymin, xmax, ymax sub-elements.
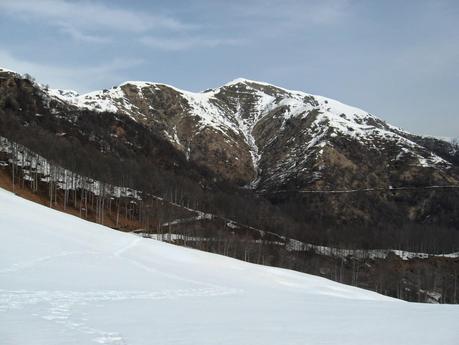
<box><xmin>0</xmin><ymin>187</ymin><xmax>458</xmax><ymax>345</ymax></box>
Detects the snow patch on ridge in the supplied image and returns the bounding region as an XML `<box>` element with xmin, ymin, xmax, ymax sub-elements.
<box><xmin>0</xmin><ymin>66</ymin><xmax>18</xmax><ymax>74</ymax></box>
<box><xmin>42</xmin><ymin>77</ymin><xmax>453</xmax><ymax>176</ymax></box>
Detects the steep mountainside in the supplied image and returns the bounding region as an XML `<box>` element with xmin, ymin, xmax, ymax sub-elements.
<box><xmin>45</xmin><ymin>74</ymin><xmax>459</xmax><ymax>191</ymax></box>
<box><xmin>1</xmin><ymin>67</ymin><xmax>458</xmax><ymax>250</ymax></box>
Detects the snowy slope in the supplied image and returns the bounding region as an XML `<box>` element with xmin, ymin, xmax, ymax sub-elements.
<box><xmin>1</xmin><ymin>188</ymin><xmax>458</xmax><ymax>345</ymax></box>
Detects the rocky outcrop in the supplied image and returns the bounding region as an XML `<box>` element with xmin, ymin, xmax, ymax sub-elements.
<box><xmin>38</xmin><ymin>74</ymin><xmax>459</xmax><ymax>191</ymax></box>
<box><xmin>1</xmin><ymin>66</ymin><xmax>458</xmax><ymax>238</ymax></box>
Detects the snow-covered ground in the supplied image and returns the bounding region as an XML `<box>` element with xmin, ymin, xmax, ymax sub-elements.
<box><xmin>0</xmin><ymin>188</ymin><xmax>458</xmax><ymax>345</ymax></box>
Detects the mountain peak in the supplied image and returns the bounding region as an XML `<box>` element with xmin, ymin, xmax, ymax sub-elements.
<box><xmin>220</xmin><ymin>77</ymin><xmax>299</xmax><ymax>94</ymax></box>
<box><xmin>0</xmin><ymin>66</ymin><xmax>16</xmax><ymax>73</ymax></box>
<box><xmin>223</xmin><ymin>77</ymin><xmax>268</xmax><ymax>86</ymax></box>
<box><xmin>6</xmin><ymin>70</ymin><xmax>453</xmax><ymax>188</ymax></box>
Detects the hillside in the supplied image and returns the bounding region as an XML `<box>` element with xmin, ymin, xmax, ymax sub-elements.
<box><xmin>1</xmin><ymin>67</ymin><xmax>458</xmax><ymax>304</ymax></box>
<box><xmin>4</xmin><ymin>67</ymin><xmax>459</xmax><ymax>189</ymax></box>
<box><xmin>47</xmin><ymin>75</ymin><xmax>459</xmax><ymax>189</ymax></box>
<box><xmin>1</xmin><ymin>136</ymin><xmax>458</xmax><ymax>304</ymax></box>
<box><xmin>1</xmin><ymin>187</ymin><xmax>458</xmax><ymax>345</ymax></box>
<box><xmin>1</xmin><ymin>67</ymin><xmax>458</xmax><ymax>248</ymax></box>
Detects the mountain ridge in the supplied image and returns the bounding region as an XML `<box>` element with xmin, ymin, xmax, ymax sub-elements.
<box><xmin>1</xmin><ymin>66</ymin><xmax>457</xmax><ymax>192</ymax></box>
<box><xmin>47</xmin><ymin>73</ymin><xmax>456</xmax><ymax>190</ymax></box>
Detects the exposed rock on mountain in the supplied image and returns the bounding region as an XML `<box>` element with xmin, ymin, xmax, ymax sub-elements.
<box><xmin>1</xmin><ymin>67</ymin><xmax>458</xmax><ymax>250</ymax></box>
<box><xmin>41</xmin><ymin>73</ymin><xmax>458</xmax><ymax>191</ymax></box>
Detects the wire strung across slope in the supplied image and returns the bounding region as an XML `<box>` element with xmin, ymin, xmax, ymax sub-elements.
<box><xmin>260</xmin><ymin>185</ymin><xmax>459</xmax><ymax>194</ymax></box>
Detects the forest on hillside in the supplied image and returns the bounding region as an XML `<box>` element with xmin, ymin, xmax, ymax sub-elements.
<box><xmin>0</xmin><ymin>75</ymin><xmax>458</xmax><ymax>254</ymax></box>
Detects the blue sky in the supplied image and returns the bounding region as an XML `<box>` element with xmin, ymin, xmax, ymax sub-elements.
<box><xmin>0</xmin><ymin>0</ymin><xmax>458</xmax><ymax>137</ymax></box>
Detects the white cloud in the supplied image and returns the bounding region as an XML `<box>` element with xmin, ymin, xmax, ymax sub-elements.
<box><xmin>58</xmin><ymin>23</ymin><xmax>112</xmax><ymax>44</ymax></box>
<box><xmin>136</xmin><ymin>0</ymin><xmax>350</xmax><ymax>50</ymax></box>
<box><xmin>213</xmin><ymin>0</ymin><xmax>351</xmax><ymax>28</ymax></box>
<box><xmin>0</xmin><ymin>49</ymin><xmax>144</xmax><ymax>92</ymax></box>
<box><xmin>0</xmin><ymin>0</ymin><xmax>189</xmax><ymax>42</ymax></box>
<box><xmin>0</xmin><ymin>0</ymin><xmax>243</xmax><ymax>50</ymax></box>
<box><xmin>139</xmin><ymin>36</ymin><xmax>245</xmax><ymax>51</ymax></box>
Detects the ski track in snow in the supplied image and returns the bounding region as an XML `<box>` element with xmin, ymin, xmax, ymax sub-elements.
<box><xmin>111</xmin><ymin>236</ymin><xmax>228</xmax><ymax>289</ymax></box>
<box><xmin>0</xmin><ymin>251</ymin><xmax>97</xmax><ymax>274</ymax></box>
<box><xmin>0</xmin><ymin>287</ymin><xmax>241</xmax><ymax>344</ymax></box>
<box><xmin>113</xmin><ymin>238</ymin><xmax>142</xmax><ymax>257</ymax></box>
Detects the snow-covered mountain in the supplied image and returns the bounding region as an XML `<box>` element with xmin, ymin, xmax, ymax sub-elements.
<box><xmin>1</xmin><ymin>67</ymin><xmax>459</xmax><ymax>305</ymax></box>
<box><xmin>2</xmin><ymin>66</ymin><xmax>457</xmax><ymax>190</ymax></box>
<box><xmin>1</xmin><ymin>187</ymin><xmax>458</xmax><ymax>345</ymax></box>
<box><xmin>43</xmin><ymin>75</ymin><xmax>458</xmax><ymax>190</ymax></box>
<box><xmin>2</xmin><ymin>66</ymin><xmax>459</xmax><ymax>234</ymax></box>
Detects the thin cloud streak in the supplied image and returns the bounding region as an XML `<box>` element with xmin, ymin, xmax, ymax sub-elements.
<box><xmin>209</xmin><ymin>0</ymin><xmax>351</xmax><ymax>28</ymax></box>
<box><xmin>58</xmin><ymin>23</ymin><xmax>112</xmax><ymax>44</ymax></box>
<box><xmin>0</xmin><ymin>0</ymin><xmax>190</xmax><ymax>43</ymax></box>
<box><xmin>0</xmin><ymin>49</ymin><xmax>144</xmax><ymax>92</ymax></box>
<box><xmin>139</xmin><ymin>36</ymin><xmax>246</xmax><ymax>51</ymax></box>
<box><xmin>0</xmin><ymin>0</ymin><xmax>244</xmax><ymax>50</ymax></box>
